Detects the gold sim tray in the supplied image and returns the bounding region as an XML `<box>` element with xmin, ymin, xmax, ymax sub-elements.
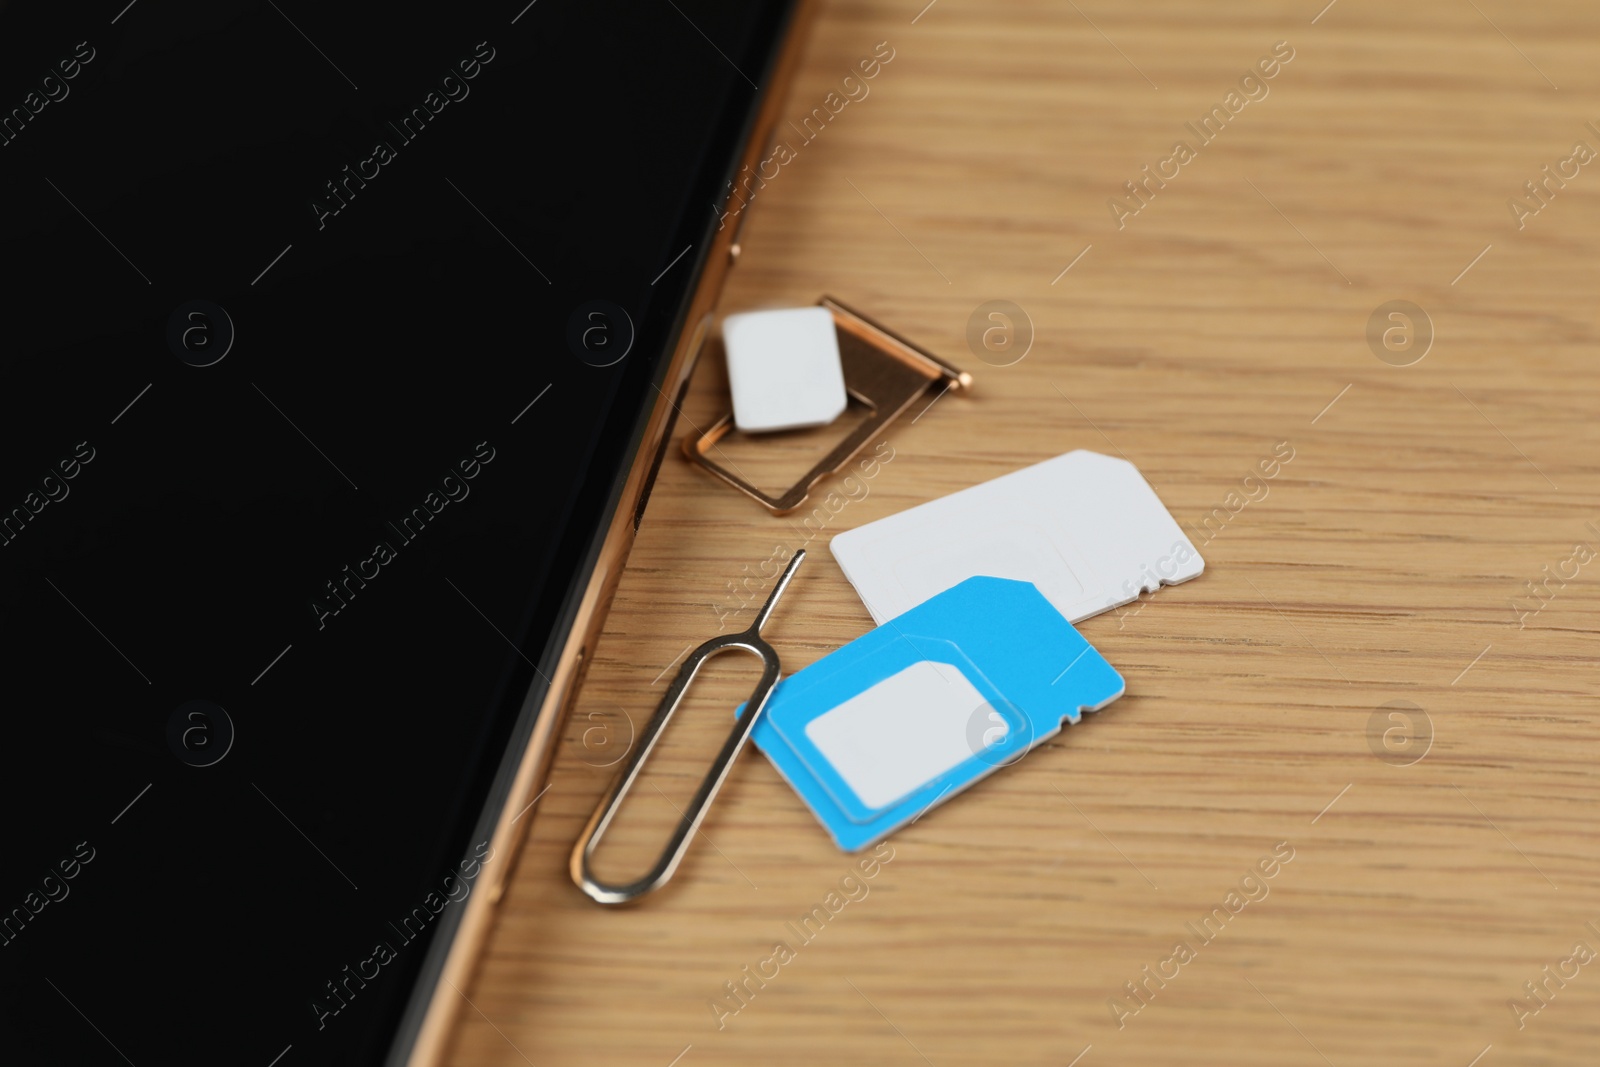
<box><xmin>571</xmin><ymin>550</ymin><xmax>806</xmax><ymax>905</ymax></box>
<box><xmin>682</xmin><ymin>296</ymin><xmax>972</xmax><ymax>514</ymax></box>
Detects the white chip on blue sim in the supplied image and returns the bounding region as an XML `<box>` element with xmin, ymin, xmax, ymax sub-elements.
<box><xmin>723</xmin><ymin>306</ymin><xmax>848</xmax><ymax>433</ymax></box>
<box><xmin>737</xmin><ymin>576</ymin><xmax>1124</xmax><ymax>851</ymax></box>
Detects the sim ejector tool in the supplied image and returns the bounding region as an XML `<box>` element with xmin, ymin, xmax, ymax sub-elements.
<box><xmin>570</xmin><ymin>550</ymin><xmax>807</xmax><ymax>905</ymax></box>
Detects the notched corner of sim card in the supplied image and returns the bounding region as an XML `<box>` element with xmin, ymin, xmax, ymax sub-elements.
<box><xmin>1064</xmin><ymin>448</ymin><xmax>1206</xmax><ymax>602</ymax></box>
<box><xmin>1132</xmin><ymin>540</ymin><xmax>1205</xmax><ymax>595</ymax></box>
<box><xmin>1075</xmin><ymin>671</ymin><xmax>1125</xmax><ymax>717</ymax></box>
<box><xmin>1039</xmin><ymin>633</ymin><xmax>1125</xmax><ymax>733</ymax></box>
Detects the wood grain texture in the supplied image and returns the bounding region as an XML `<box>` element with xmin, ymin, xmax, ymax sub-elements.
<box><xmin>447</xmin><ymin>2</ymin><xmax>1600</xmax><ymax>1064</ymax></box>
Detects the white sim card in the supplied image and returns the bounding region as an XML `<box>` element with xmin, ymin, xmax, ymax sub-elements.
<box><xmin>830</xmin><ymin>450</ymin><xmax>1203</xmax><ymax>626</ymax></box>
<box><xmin>723</xmin><ymin>306</ymin><xmax>848</xmax><ymax>433</ymax></box>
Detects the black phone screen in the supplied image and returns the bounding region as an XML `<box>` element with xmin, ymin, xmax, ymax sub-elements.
<box><xmin>0</xmin><ymin>2</ymin><xmax>796</xmax><ymax>1064</ymax></box>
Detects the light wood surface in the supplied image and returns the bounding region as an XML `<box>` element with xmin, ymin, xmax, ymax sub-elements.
<box><xmin>448</xmin><ymin>2</ymin><xmax>1600</xmax><ymax>1064</ymax></box>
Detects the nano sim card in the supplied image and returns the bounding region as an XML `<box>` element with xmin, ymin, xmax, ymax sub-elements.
<box><xmin>830</xmin><ymin>450</ymin><xmax>1203</xmax><ymax>626</ymax></box>
<box><xmin>723</xmin><ymin>306</ymin><xmax>848</xmax><ymax>433</ymax></box>
<box><xmin>739</xmin><ymin>577</ymin><xmax>1124</xmax><ymax>851</ymax></box>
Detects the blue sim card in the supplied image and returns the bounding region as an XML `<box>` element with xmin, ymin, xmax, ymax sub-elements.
<box><xmin>737</xmin><ymin>577</ymin><xmax>1124</xmax><ymax>851</ymax></box>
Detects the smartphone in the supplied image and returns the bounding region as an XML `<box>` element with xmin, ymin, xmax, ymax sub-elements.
<box><xmin>0</xmin><ymin>2</ymin><xmax>808</xmax><ymax>1064</ymax></box>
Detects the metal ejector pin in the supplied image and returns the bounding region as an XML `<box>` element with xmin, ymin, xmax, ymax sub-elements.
<box><xmin>570</xmin><ymin>549</ymin><xmax>807</xmax><ymax>904</ymax></box>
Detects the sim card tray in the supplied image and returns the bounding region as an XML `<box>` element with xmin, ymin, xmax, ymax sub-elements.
<box><xmin>683</xmin><ymin>296</ymin><xmax>972</xmax><ymax>515</ymax></box>
<box><xmin>570</xmin><ymin>550</ymin><xmax>806</xmax><ymax>905</ymax></box>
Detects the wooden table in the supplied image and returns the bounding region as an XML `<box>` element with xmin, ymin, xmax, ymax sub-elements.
<box><xmin>448</xmin><ymin>2</ymin><xmax>1600</xmax><ymax>1063</ymax></box>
